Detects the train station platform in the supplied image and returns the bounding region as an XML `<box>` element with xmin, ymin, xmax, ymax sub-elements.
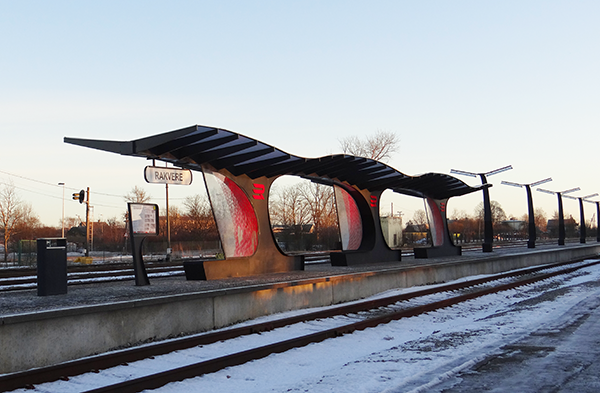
<box><xmin>1</xmin><ymin>243</ymin><xmax>600</xmax><ymax>375</ymax></box>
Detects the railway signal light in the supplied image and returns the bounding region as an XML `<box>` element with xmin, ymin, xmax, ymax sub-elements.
<box><xmin>72</xmin><ymin>190</ymin><xmax>85</xmax><ymax>203</ymax></box>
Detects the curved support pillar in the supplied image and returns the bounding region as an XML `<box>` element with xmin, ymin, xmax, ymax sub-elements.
<box><xmin>525</xmin><ymin>185</ymin><xmax>536</xmax><ymax>248</ymax></box>
<box><xmin>558</xmin><ymin>194</ymin><xmax>566</xmax><ymax>246</ymax></box>
<box><xmin>480</xmin><ymin>174</ymin><xmax>494</xmax><ymax>252</ymax></box>
<box><xmin>330</xmin><ymin>187</ymin><xmax>401</xmax><ymax>266</ymax></box>
<box><xmin>414</xmin><ymin>198</ymin><xmax>462</xmax><ymax>259</ymax></box>
<box><xmin>193</xmin><ymin>165</ymin><xmax>303</xmax><ymax>280</ymax></box>
<box><xmin>578</xmin><ymin>198</ymin><xmax>586</xmax><ymax>244</ymax></box>
<box><xmin>596</xmin><ymin>202</ymin><xmax>600</xmax><ymax>243</ymax></box>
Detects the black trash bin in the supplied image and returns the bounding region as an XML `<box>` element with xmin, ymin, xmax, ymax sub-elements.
<box><xmin>37</xmin><ymin>238</ymin><xmax>67</xmax><ymax>296</ymax></box>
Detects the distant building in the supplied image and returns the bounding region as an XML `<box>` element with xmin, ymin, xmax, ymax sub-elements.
<box><xmin>502</xmin><ymin>220</ymin><xmax>525</xmax><ymax>232</ymax></box>
<box><xmin>547</xmin><ymin>216</ymin><xmax>578</xmax><ymax>238</ymax></box>
<box><xmin>380</xmin><ymin>215</ymin><xmax>403</xmax><ymax>248</ymax></box>
<box><xmin>403</xmin><ymin>222</ymin><xmax>429</xmax><ymax>245</ymax></box>
<box><xmin>271</xmin><ymin>224</ymin><xmax>314</xmax><ymax>251</ymax></box>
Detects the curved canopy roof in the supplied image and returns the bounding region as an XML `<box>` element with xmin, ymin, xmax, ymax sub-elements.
<box><xmin>64</xmin><ymin>125</ymin><xmax>484</xmax><ymax>200</ymax></box>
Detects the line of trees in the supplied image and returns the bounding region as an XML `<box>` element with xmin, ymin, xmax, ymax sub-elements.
<box><xmin>0</xmin><ymin>182</ymin><xmax>58</xmax><ymax>261</ymax></box>
<box><xmin>269</xmin><ymin>180</ymin><xmax>339</xmax><ymax>252</ymax></box>
<box><xmin>2</xmin><ymin>181</ymin><xmax>597</xmax><ymax>263</ymax></box>
<box><xmin>445</xmin><ymin>204</ymin><xmax>593</xmax><ymax>243</ymax></box>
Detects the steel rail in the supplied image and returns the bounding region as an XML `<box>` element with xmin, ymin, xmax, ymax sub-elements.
<box><xmin>0</xmin><ymin>240</ymin><xmax>566</xmax><ymax>287</ymax></box>
<box><xmin>0</xmin><ymin>266</ymin><xmax>185</xmax><ymax>291</ymax></box>
<box><xmin>0</xmin><ymin>256</ymin><xmax>325</xmax><ymax>288</ymax></box>
<box><xmin>0</xmin><ymin>239</ymin><xmax>555</xmax><ymax>279</ymax></box>
<box><xmin>2</xmin><ymin>257</ymin><xmax>597</xmax><ymax>392</ymax></box>
<box><xmin>0</xmin><ymin>260</ymin><xmax>183</xmax><ymax>278</ymax></box>
<box><xmin>81</xmin><ymin>258</ymin><xmax>600</xmax><ymax>393</ymax></box>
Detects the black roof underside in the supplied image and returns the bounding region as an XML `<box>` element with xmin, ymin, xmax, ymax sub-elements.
<box><xmin>64</xmin><ymin>125</ymin><xmax>483</xmax><ymax>200</ymax></box>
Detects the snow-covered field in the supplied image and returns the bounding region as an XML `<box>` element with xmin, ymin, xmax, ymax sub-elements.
<box><xmin>10</xmin><ymin>259</ymin><xmax>600</xmax><ymax>393</ymax></box>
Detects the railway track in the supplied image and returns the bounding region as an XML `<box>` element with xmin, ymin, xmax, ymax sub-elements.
<box><xmin>0</xmin><ymin>255</ymin><xmax>333</xmax><ymax>291</ymax></box>
<box><xmin>0</xmin><ymin>264</ymin><xmax>185</xmax><ymax>291</ymax></box>
<box><xmin>2</xmin><ymin>257</ymin><xmax>598</xmax><ymax>393</ymax></box>
<box><xmin>0</xmin><ymin>240</ymin><xmax>563</xmax><ymax>291</ymax></box>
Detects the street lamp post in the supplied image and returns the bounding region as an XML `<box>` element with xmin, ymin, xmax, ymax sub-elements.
<box><xmin>582</xmin><ymin>198</ymin><xmax>600</xmax><ymax>242</ymax></box>
<box><xmin>537</xmin><ymin>187</ymin><xmax>580</xmax><ymax>245</ymax></box>
<box><xmin>166</xmin><ymin>182</ymin><xmax>171</xmax><ymax>262</ymax></box>
<box><xmin>451</xmin><ymin>165</ymin><xmax>512</xmax><ymax>252</ymax></box>
<box><xmin>501</xmin><ymin>178</ymin><xmax>552</xmax><ymax>248</ymax></box>
<box><xmin>563</xmin><ymin>193</ymin><xmax>598</xmax><ymax>244</ymax></box>
<box><xmin>58</xmin><ymin>182</ymin><xmax>65</xmax><ymax>238</ymax></box>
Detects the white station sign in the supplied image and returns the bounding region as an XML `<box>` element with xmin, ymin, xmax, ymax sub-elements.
<box><xmin>144</xmin><ymin>166</ymin><xmax>192</xmax><ymax>185</ymax></box>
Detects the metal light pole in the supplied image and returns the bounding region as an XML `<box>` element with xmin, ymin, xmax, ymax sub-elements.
<box><xmin>58</xmin><ymin>182</ymin><xmax>65</xmax><ymax>238</ymax></box>
<box><xmin>537</xmin><ymin>187</ymin><xmax>580</xmax><ymax>245</ymax></box>
<box><xmin>582</xmin><ymin>197</ymin><xmax>600</xmax><ymax>242</ymax></box>
<box><xmin>451</xmin><ymin>165</ymin><xmax>512</xmax><ymax>252</ymax></box>
<box><xmin>563</xmin><ymin>193</ymin><xmax>598</xmax><ymax>244</ymax></box>
<box><xmin>501</xmin><ymin>178</ymin><xmax>552</xmax><ymax>248</ymax></box>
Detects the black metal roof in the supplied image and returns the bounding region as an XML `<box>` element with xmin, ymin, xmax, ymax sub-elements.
<box><xmin>64</xmin><ymin>125</ymin><xmax>483</xmax><ymax>200</ymax></box>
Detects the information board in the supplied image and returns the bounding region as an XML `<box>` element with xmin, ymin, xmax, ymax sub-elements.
<box><xmin>128</xmin><ymin>203</ymin><xmax>159</xmax><ymax>235</ymax></box>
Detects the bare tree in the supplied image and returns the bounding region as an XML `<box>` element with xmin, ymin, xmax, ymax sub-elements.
<box><xmin>0</xmin><ymin>182</ymin><xmax>25</xmax><ymax>261</ymax></box>
<box><xmin>412</xmin><ymin>209</ymin><xmax>429</xmax><ymax>227</ymax></box>
<box><xmin>520</xmin><ymin>208</ymin><xmax>548</xmax><ymax>234</ymax></box>
<box><xmin>269</xmin><ymin>185</ymin><xmax>309</xmax><ymax>227</ymax></box>
<box><xmin>99</xmin><ymin>216</ymin><xmax>126</xmax><ymax>250</ymax></box>
<box><xmin>14</xmin><ymin>202</ymin><xmax>41</xmax><ymax>241</ymax></box>
<box><xmin>474</xmin><ymin>201</ymin><xmax>507</xmax><ymax>224</ymax></box>
<box><xmin>124</xmin><ymin>186</ymin><xmax>151</xmax><ymax>203</ymax></box>
<box><xmin>64</xmin><ymin>216</ymin><xmax>83</xmax><ymax>228</ymax></box>
<box><xmin>182</xmin><ymin>194</ymin><xmax>216</xmax><ymax>235</ymax></box>
<box><xmin>183</xmin><ymin>194</ymin><xmax>211</xmax><ymax>220</ymax></box>
<box><xmin>534</xmin><ymin>208</ymin><xmax>547</xmax><ymax>233</ymax></box>
<box><xmin>450</xmin><ymin>209</ymin><xmax>469</xmax><ymax>220</ymax></box>
<box><xmin>298</xmin><ymin>182</ymin><xmax>337</xmax><ymax>235</ymax></box>
<box><xmin>270</xmin><ymin>180</ymin><xmax>340</xmax><ymax>250</ymax></box>
<box><xmin>339</xmin><ymin>130</ymin><xmax>399</xmax><ymax>162</ymax></box>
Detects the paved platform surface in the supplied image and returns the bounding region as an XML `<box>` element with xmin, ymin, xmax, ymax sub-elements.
<box><xmin>438</xmin><ymin>281</ymin><xmax>600</xmax><ymax>393</ymax></box>
<box><xmin>0</xmin><ymin>243</ymin><xmax>587</xmax><ymax>318</ymax></box>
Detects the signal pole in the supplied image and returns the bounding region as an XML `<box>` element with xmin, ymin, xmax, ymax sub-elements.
<box><xmin>85</xmin><ymin>187</ymin><xmax>90</xmax><ymax>257</ymax></box>
<box><xmin>72</xmin><ymin>188</ymin><xmax>91</xmax><ymax>257</ymax></box>
<box><xmin>58</xmin><ymin>182</ymin><xmax>65</xmax><ymax>237</ymax></box>
<box><xmin>166</xmin><ymin>182</ymin><xmax>171</xmax><ymax>261</ymax></box>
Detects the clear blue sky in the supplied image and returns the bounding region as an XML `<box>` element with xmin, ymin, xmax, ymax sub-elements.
<box><xmin>1</xmin><ymin>1</ymin><xmax>599</xmax><ymax>227</ymax></box>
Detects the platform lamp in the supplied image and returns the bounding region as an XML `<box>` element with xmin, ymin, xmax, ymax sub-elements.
<box><xmin>58</xmin><ymin>182</ymin><xmax>65</xmax><ymax>238</ymax></box>
<box><xmin>537</xmin><ymin>187</ymin><xmax>580</xmax><ymax>245</ymax></box>
<box><xmin>450</xmin><ymin>165</ymin><xmax>513</xmax><ymax>252</ymax></box>
<box><xmin>582</xmin><ymin>197</ymin><xmax>600</xmax><ymax>242</ymax></box>
<box><xmin>563</xmin><ymin>193</ymin><xmax>598</xmax><ymax>244</ymax></box>
<box><xmin>501</xmin><ymin>178</ymin><xmax>552</xmax><ymax>249</ymax></box>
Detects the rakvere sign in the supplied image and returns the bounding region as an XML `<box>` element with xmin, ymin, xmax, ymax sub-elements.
<box><xmin>144</xmin><ymin>166</ymin><xmax>192</xmax><ymax>185</ymax></box>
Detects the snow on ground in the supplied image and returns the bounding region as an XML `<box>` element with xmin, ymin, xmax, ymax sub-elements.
<box><xmin>0</xmin><ymin>270</ymin><xmax>185</xmax><ymax>291</ymax></box>
<box><xmin>11</xmin><ymin>259</ymin><xmax>600</xmax><ymax>393</ymax></box>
